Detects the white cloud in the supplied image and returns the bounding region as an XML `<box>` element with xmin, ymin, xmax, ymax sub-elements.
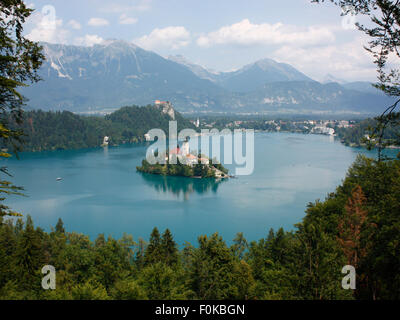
<box><xmin>271</xmin><ymin>37</ymin><xmax>377</xmax><ymax>82</ymax></box>
<box><xmin>135</xmin><ymin>26</ymin><xmax>191</xmax><ymax>50</ymax></box>
<box><xmin>74</xmin><ymin>34</ymin><xmax>105</xmax><ymax>47</ymax></box>
<box><xmin>119</xmin><ymin>14</ymin><xmax>138</xmax><ymax>25</ymax></box>
<box><xmin>197</xmin><ymin>19</ymin><xmax>335</xmax><ymax>48</ymax></box>
<box><xmin>88</xmin><ymin>18</ymin><xmax>109</xmax><ymax>27</ymax></box>
<box><xmin>67</xmin><ymin>19</ymin><xmax>81</xmax><ymax>30</ymax></box>
<box><xmin>26</xmin><ymin>11</ymin><xmax>69</xmax><ymax>44</ymax></box>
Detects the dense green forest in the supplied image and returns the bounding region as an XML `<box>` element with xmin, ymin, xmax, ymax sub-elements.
<box><xmin>4</xmin><ymin>105</ymin><xmax>195</xmax><ymax>152</ymax></box>
<box><xmin>336</xmin><ymin>119</ymin><xmax>400</xmax><ymax>148</ymax></box>
<box><xmin>1</xmin><ymin>155</ymin><xmax>399</xmax><ymax>300</ymax></box>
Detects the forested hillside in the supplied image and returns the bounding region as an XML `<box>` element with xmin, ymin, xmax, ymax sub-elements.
<box><xmin>5</xmin><ymin>105</ymin><xmax>195</xmax><ymax>152</ymax></box>
<box><xmin>1</xmin><ymin>155</ymin><xmax>399</xmax><ymax>300</ymax></box>
<box><xmin>336</xmin><ymin>119</ymin><xmax>400</xmax><ymax>148</ymax></box>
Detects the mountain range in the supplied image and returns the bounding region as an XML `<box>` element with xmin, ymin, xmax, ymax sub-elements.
<box><xmin>21</xmin><ymin>40</ymin><xmax>395</xmax><ymax>115</ymax></box>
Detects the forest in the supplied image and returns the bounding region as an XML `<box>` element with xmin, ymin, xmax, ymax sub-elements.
<box><xmin>4</xmin><ymin>106</ymin><xmax>195</xmax><ymax>152</ymax></box>
<box><xmin>1</xmin><ymin>155</ymin><xmax>399</xmax><ymax>300</ymax></box>
<box><xmin>335</xmin><ymin>119</ymin><xmax>400</xmax><ymax>149</ymax></box>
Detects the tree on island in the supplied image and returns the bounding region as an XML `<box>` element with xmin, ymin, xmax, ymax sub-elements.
<box><xmin>136</xmin><ymin>156</ymin><xmax>228</xmax><ymax>179</ymax></box>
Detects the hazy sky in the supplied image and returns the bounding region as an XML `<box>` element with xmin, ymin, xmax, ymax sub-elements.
<box><xmin>24</xmin><ymin>0</ymin><xmax>381</xmax><ymax>82</ymax></box>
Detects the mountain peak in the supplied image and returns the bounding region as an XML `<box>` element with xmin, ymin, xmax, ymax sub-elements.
<box><xmin>253</xmin><ymin>58</ymin><xmax>279</xmax><ymax>70</ymax></box>
<box><xmin>217</xmin><ymin>57</ymin><xmax>314</xmax><ymax>92</ymax></box>
<box><xmin>322</xmin><ymin>74</ymin><xmax>347</xmax><ymax>84</ymax></box>
<box><xmin>101</xmin><ymin>39</ymin><xmax>139</xmax><ymax>49</ymax></box>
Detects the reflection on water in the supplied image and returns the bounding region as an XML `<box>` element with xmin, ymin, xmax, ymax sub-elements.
<box><xmin>103</xmin><ymin>146</ymin><xmax>109</xmax><ymax>158</ymax></box>
<box><xmin>139</xmin><ymin>173</ymin><xmax>225</xmax><ymax>200</ymax></box>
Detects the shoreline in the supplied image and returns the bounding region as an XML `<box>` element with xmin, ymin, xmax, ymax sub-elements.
<box><xmin>4</xmin><ymin>131</ymin><xmax>397</xmax><ymax>156</ymax></box>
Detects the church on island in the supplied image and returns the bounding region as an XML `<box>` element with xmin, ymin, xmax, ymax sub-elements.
<box><xmin>167</xmin><ymin>139</ymin><xmax>210</xmax><ymax>167</ymax></box>
<box><xmin>137</xmin><ymin>100</ymin><xmax>229</xmax><ymax>179</ymax></box>
<box><xmin>138</xmin><ymin>137</ymin><xmax>229</xmax><ymax>179</ymax></box>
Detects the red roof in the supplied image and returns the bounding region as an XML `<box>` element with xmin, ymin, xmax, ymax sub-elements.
<box><xmin>170</xmin><ymin>147</ymin><xmax>181</xmax><ymax>155</ymax></box>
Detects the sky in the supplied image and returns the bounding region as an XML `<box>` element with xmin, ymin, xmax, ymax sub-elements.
<box><xmin>23</xmin><ymin>0</ymin><xmax>383</xmax><ymax>82</ymax></box>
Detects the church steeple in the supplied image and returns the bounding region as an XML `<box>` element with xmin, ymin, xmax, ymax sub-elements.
<box><xmin>182</xmin><ymin>137</ymin><xmax>190</xmax><ymax>156</ymax></box>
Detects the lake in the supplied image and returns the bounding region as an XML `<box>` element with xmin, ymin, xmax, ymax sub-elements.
<box><xmin>3</xmin><ymin>132</ymin><xmax>388</xmax><ymax>246</ymax></box>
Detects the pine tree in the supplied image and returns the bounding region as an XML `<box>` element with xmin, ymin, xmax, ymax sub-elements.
<box><xmin>144</xmin><ymin>227</ymin><xmax>162</xmax><ymax>265</ymax></box>
<box><xmin>161</xmin><ymin>229</ymin><xmax>178</xmax><ymax>266</ymax></box>
<box><xmin>14</xmin><ymin>215</ymin><xmax>43</xmax><ymax>291</ymax></box>
<box><xmin>0</xmin><ymin>221</ymin><xmax>17</xmax><ymax>287</ymax></box>
<box><xmin>135</xmin><ymin>237</ymin><xmax>147</xmax><ymax>269</ymax></box>
<box><xmin>55</xmin><ymin>218</ymin><xmax>65</xmax><ymax>234</ymax></box>
<box><xmin>231</xmin><ymin>232</ymin><xmax>248</xmax><ymax>261</ymax></box>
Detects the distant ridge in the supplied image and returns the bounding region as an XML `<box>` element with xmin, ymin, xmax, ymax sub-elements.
<box><xmin>215</xmin><ymin>58</ymin><xmax>314</xmax><ymax>92</ymax></box>
<box><xmin>20</xmin><ymin>40</ymin><xmax>395</xmax><ymax>115</ymax></box>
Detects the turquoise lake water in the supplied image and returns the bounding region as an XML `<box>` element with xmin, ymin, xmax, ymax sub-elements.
<box><xmin>3</xmin><ymin>132</ymin><xmax>389</xmax><ymax>246</ymax></box>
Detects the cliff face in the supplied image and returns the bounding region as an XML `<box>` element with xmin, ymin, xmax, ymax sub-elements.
<box><xmin>156</xmin><ymin>102</ymin><xmax>175</xmax><ymax>120</ymax></box>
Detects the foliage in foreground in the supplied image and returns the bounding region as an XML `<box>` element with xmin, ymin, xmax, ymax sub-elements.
<box><xmin>0</xmin><ymin>156</ymin><xmax>399</xmax><ymax>300</ymax></box>
<box><xmin>0</xmin><ymin>0</ymin><xmax>44</xmax><ymax>218</ymax></box>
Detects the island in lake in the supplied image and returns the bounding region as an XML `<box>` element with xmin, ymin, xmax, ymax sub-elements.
<box><xmin>137</xmin><ymin>139</ymin><xmax>230</xmax><ymax>179</ymax></box>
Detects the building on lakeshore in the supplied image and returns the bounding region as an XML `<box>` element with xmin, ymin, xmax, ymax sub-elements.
<box><xmin>312</xmin><ymin>126</ymin><xmax>335</xmax><ymax>135</ymax></box>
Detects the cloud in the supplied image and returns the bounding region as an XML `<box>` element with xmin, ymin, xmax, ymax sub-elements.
<box><xmin>135</xmin><ymin>26</ymin><xmax>191</xmax><ymax>50</ymax></box>
<box><xmin>196</xmin><ymin>19</ymin><xmax>335</xmax><ymax>48</ymax></box>
<box><xmin>25</xmin><ymin>10</ymin><xmax>105</xmax><ymax>48</ymax></box>
<box><xmin>88</xmin><ymin>18</ymin><xmax>109</xmax><ymax>27</ymax></box>
<box><xmin>74</xmin><ymin>34</ymin><xmax>104</xmax><ymax>47</ymax></box>
<box><xmin>67</xmin><ymin>19</ymin><xmax>81</xmax><ymax>30</ymax></box>
<box><xmin>119</xmin><ymin>14</ymin><xmax>138</xmax><ymax>25</ymax></box>
<box><xmin>271</xmin><ymin>37</ymin><xmax>377</xmax><ymax>82</ymax></box>
<box><xmin>25</xmin><ymin>11</ymin><xmax>69</xmax><ymax>44</ymax></box>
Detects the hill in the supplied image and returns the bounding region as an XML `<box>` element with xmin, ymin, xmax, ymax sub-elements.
<box><xmin>9</xmin><ymin>103</ymin><xmax>194</xmax><ymax>152</ymax></box>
